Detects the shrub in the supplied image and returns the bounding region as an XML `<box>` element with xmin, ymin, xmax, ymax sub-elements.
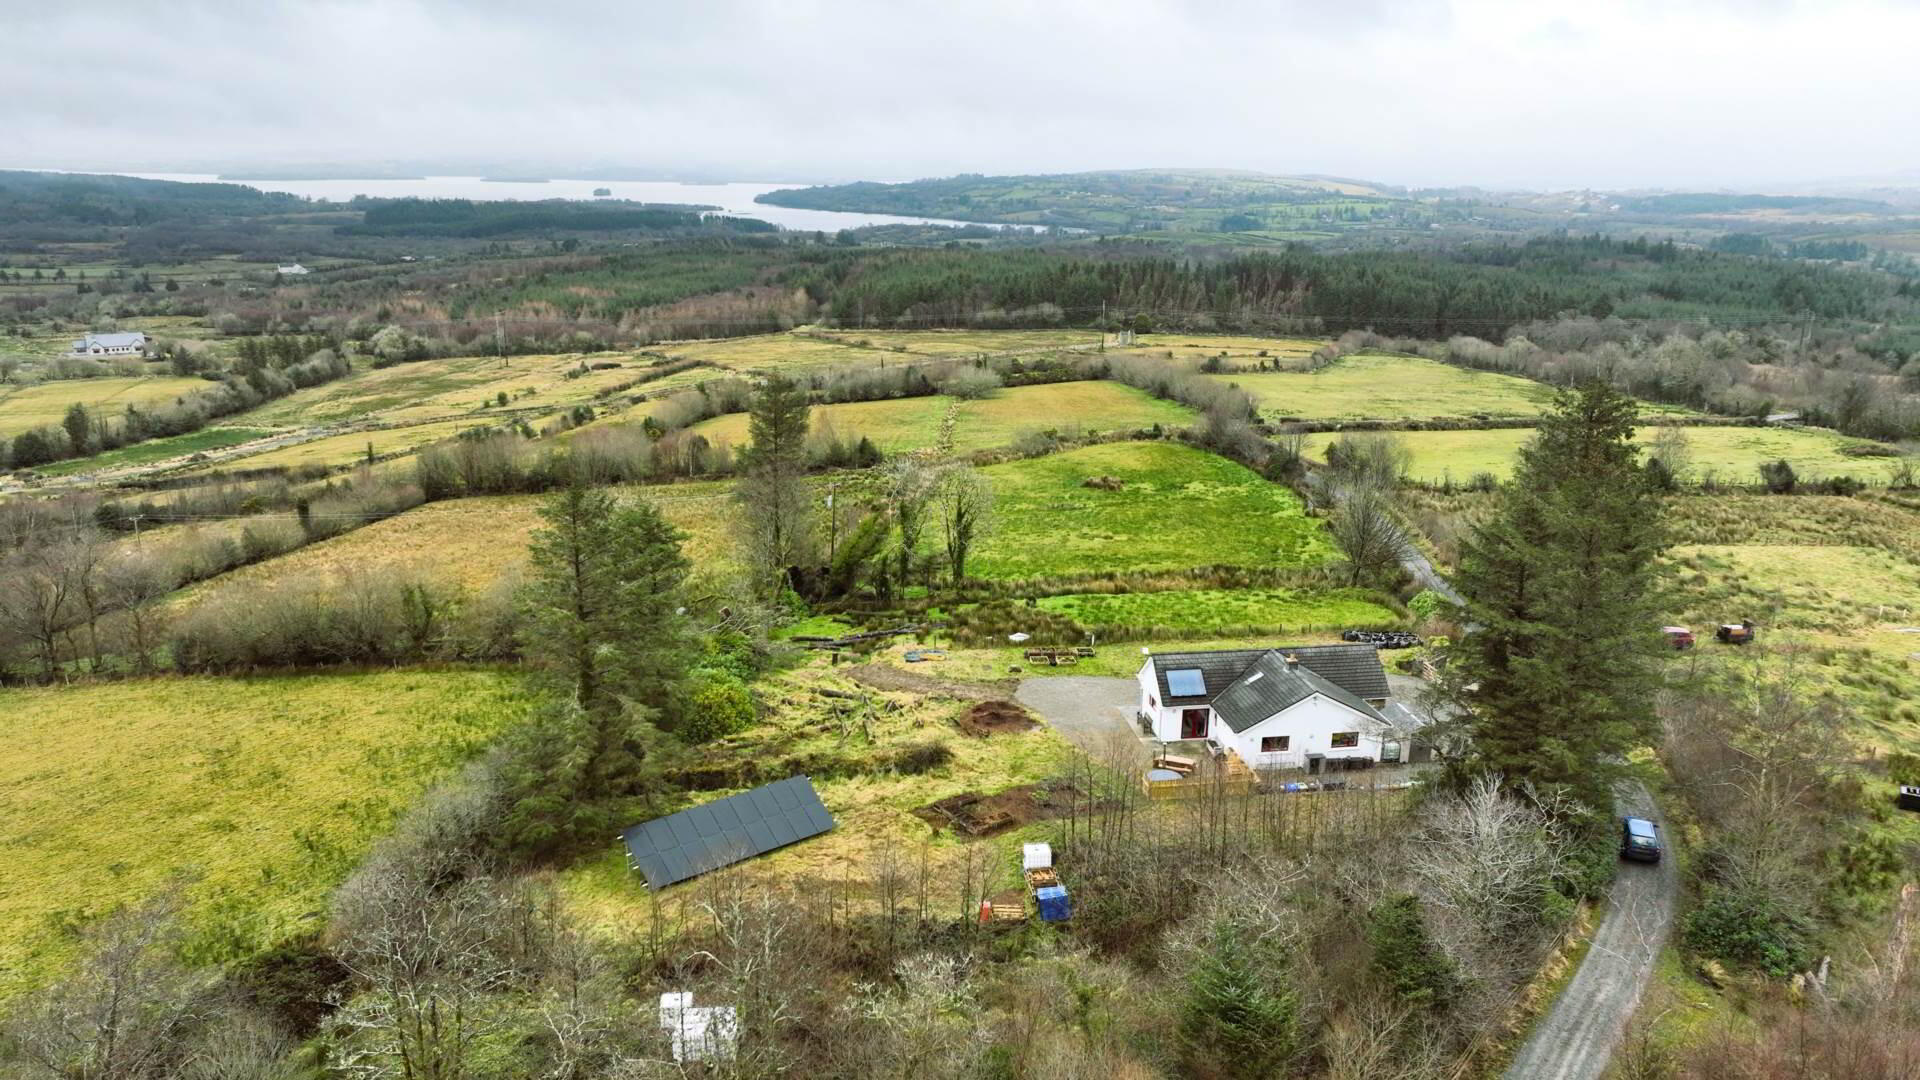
<box><xmin>1682</xmin><ymin>885</ymin><xmax>1816</xmax><ymax>976</ymax></box>
<box><xmin>679</xmin><ymin>669</ymin><xmax>756</xmax><ymax>743</ymax></box>
<box><xmin>1366</xmin><ymin>894</ymin><xmax>1458</xmax><ymax>1008</ymax></box>
<box><xmin>1407</xmin><ymin>589</ymin><xmax>1447</xmax><ymax>622</ymax></box>
<box><xmin>1758</xmin><ymin>458</ymin><xmax>1798</xmax><ymax>494</ymax></box>
<box><xmin>941</xmin><ymin>367</ymin><xmax>1004</xmax><ymax>400</ymax></box>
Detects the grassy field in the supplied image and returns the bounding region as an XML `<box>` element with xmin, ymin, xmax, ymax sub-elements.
<box><xmin>231</xmin><ymin>353</ymin><xmax>648</xmax><ymax>428</ymax></box>
<box><xmin>1208</xmin><ymin>353</ymin><xmax>1561</xmax><ymax>422</ymax></box>
<box><xmin>971</xmin><ymin>441</ymin><xmax>1334</xmax><ymax>579</ymax></box>
<box><xmin>691</xmin><ymin>396</ymin><xmax>950</xmax><ymax>454</ymax></box>
<box><xmin>214</xmin><ymin>419</ymin><xmax>500</xmax><ymax>470</ymax></box>
<box><xmin>1313</xmin><ymin>425</ymin><xmax>1913</xmax><ymax>484</ymax></box>
<box><xmin>33</xmin><ymin>427</ymin><xmax>272</xmax><ymax>476</ymax></box>
<box><xmin>1034</xmin><ymin>587</ymin><xmax>1400</xmax><ymax>634</ymax></box>
<box><xmin>803</xmin><ymin>329</ymin><xmax>1102</xmax><ymax>356</ymax></box>
<box><xmin>0</xmin><ymin>375</ymin><xmax>211</xmax><ymax>438</ymax></box>
<box><xmin>176</xmin><ymin>483</ymin><xmax>742</xmax><ymax>604</ymax></box>
<box><xmin>685</xmin><ymin>382</ymin><xmax>1194</xmax><ymax>457</ymax></box>
<box><xmin>952</xmin><ymin>381</ymin><xmax>1193</xmax><ymax>449</ymax></box>
<box><xmin>0</xmin><ymin>670</ymin><xmax>522</xmax><ymax>995</ymax></box>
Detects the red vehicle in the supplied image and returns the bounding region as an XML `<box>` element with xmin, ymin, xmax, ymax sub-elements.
<box><xmin>1662</xmin><ymin>626</ymin><xmax>1696</xmax><ymax>650</ymax></box>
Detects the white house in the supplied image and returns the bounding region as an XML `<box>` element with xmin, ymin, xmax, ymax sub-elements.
<box><xmin>69</xmin><ymin>331</ymin><xmax>148</xmax><ymax>357</ymax></box>
<box><xmin>276</xmin><ymin>263</ymin><xmax>311</xmax><ymax>276</ymax></box>
<box><xmin>1138</xmin><ymin>645</ymin><xmax>1427</xmax><ymax>774</ymax></box>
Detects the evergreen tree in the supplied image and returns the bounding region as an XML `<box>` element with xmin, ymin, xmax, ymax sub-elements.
<box><xmin>62</xmin><ymin>403</ymin><xmax>90</xmax><ymax>456</ymax></box>
<box><xmin>504</xmin><ymin>480</ymin><xmax>696</xmax><ymax>859</ymax></box>
<box><xmin>735</xmin><ymin>375</ymin><xmax>815</xmax><ymax>593</ymax></box>
<box><xmin>1180</xmin><ymin>925</ymin><xmax>1300</xmax><ymax>1078</ymax></box>
<box><xmin>1437</xmin><ymin>383</ymin><xmax>1669</xmax><ymax>807</ymax></box>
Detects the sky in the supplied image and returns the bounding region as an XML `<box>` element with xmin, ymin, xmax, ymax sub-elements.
<box><xmin>6</xmin><ymin>0</ymin><xmax>1919</xmax><ymax>191</ymax></box>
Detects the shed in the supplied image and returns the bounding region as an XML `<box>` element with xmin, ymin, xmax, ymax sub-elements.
<box><xmin>620</xmin><ymin>775</ymin><xmax>835</xmax><ymax>888</ymax></box>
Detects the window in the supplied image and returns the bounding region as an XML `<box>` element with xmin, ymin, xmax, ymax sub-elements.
<box><xmin>1330</xmin><ymin>731</ymin><xmax>1360</xmax><ymax>749</ymax></box>
<box><xmin>1260</xmin><ymin>736</ymin><xmax>1290</xmax><ymax>753</ymax></box>
<box><xmin>1166</xmin><ymin>668</ymin><xmax>1206</xmax><ymax>696</ymax></box>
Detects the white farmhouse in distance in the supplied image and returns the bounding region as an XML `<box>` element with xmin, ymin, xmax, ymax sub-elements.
<box><xmin>69</xmin><ymin>331</ymin><xmax>149</xmax><ymax>357</ymax></box>
<box><xmin>276</xmin><ymin>263</ymin><xmax>311</xmax><ymax>275</ymax></box>
<box><xmin>1138</xmin><ymin>644</ymin><xmax>1431</xmax><ymax>773</ymax></box>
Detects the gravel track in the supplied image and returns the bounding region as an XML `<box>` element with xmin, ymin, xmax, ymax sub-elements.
<box><xmin>1502</xmin><ymin>782</ymin><xmax>1678</xmax><ymax>1080</ymax></box>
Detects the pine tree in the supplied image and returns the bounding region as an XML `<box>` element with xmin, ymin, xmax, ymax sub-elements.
<box><xmin>1181</xmin><ymin>925</ymin><xmax>1299</xmax><ymax>1077</ymax></box>
<box><xmin>505</xmin><ymin>481</ymin><xmax>696</xmax><ymax>859</ymax></box>
<box><xmin>1437</xmin><ymin>383</ymin><xmax>1669</xmax><ymax>808</ymax></box>
<box><xmin>735</xmin><ymin>375</ymin><xmax>815</xmax><ymax>593</ymax></box>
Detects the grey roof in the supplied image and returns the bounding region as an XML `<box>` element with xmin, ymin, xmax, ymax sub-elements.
<box><xmin>1208</xmin><ymin>650</ymin><xmax>1383</xmax><ymax>733</ymax></box>
<box><xmin>73</xmin><ymin>332</ymin><xmax>147</xmax><ymax>349</ymax></box>
<box><xmin>620</xmin><ymin>775</ymin><xmax>835</xmax><ymax>889</ymax></box>
<box><xmin>1148</xmin><ymin>644</ymin><xmax>1389</xmax><ymax>706</ymax></box>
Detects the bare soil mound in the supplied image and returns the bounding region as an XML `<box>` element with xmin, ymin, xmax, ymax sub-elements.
<box><xmin>914</xmin><ymin>782</ymin><xmax>1081</xmax><ymax>836</ymax></box>
<box><xmin>956</xmin><ymin>700</ymin><xmax>1037</xmax><ymax>737</ymax></box>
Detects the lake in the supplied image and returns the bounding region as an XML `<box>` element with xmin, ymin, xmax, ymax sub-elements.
<box><xmin>118</xmin><ymin>173</ymin><xmax>1024</xmax><ymax>232</ymax></box>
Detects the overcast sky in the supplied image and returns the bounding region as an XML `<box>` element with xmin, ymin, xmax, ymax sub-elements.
<box><xmin>6</xmin><ymin>0</ymin><xmax>1918</xmax><ymax>191</ymax></box>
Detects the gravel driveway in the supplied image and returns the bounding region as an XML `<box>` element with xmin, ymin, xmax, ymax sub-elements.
<box><xmin>1502</xmin><ymin>781</ymin><xmax>1678</xmax><ymax>1080</ymax></box>
<box><xmin>1014</xmin><ymin>676</ymin><xmax>1148</xmax><ymax>764</ymax></box>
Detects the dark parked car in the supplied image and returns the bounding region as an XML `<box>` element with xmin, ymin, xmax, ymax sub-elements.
<box><xmin>1621</xmin><ymin>816</ymin><xmax>1662</xmax><ymax>863</ymax></box>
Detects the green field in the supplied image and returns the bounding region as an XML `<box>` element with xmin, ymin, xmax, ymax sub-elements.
<box><xmin>691</xmin><ymin>395</ymin><xmax>949</xmax><ymax>454</ymax></box>
<box><xmin>952</xmin><ymin>381</ymin><xmax>1193</xmax><ymax>449</ymax></box>
<box><xmin>687</xmin><ymin>381</ymin><xmax>1194</xmax><ymax>457</ymax></box>
<box><xmin>34</xmin><ymin>426</ymin><xmax>271</xmax><ymax>476</ymax></box>
<box><xmin>1310</xmin><ymin>424</ymin><xmax>1912</xmax><ymax>484</ymax></box>
<box><xmin>803</xmin><ymin>328</ymin><xmax>1102</xmax><ymax>355</ymax></box>
<box><xmin>971</xmin><ymin>441</ymin><xmax>1333</xmax><ymax>579</ymax></box>
<box><xmin>0</xmin><ymin>670</ymin><xmax>521</xmax><ymax>995</ymax></box>
<box><xmin>1036</xmin><ymin>587</ymin><xmax>1399</xmax><ymax>633</ymax></box>
<box><xmin>1209</xmin><ymin>353</ymin><xmax>1562</xmax><ymax>422</ymax></box>
<box><xmin>0</xmin><ymin>375</ymin><xmax>211</xmax><ymax>438</ymax></box>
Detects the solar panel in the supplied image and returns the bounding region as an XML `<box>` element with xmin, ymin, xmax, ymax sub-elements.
<box><xmin>620</xmin><ymin>776</ymin><xmax>836</xmax><ymax>888</ymax></box>
<box><xmin>1166</xmin><ymin>668</ymin><xmax>1206</xmax><ymax>696</ymax></box>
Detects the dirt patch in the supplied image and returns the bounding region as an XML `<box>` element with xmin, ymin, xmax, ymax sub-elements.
<box><xmin>956</xmin><ymin>700</ymin><xmax>1037</xmax><ymax>737</ymax></box>
<box><xmin>913</xmin><ymin>781</ymin><xmax>1082</xmax><ymax>837</ymax></box>
<box><xmin>845</xmin><ymin>662</ymin><xmax>1016</xmax><ymax>702</ymax></box>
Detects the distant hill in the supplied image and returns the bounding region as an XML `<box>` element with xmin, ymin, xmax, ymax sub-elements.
<box><xmin>755</xmin><ymin>169</ymin><xmax>1415</xmax><ymax>232</ymax></box>
<box><xmin>0</xmin><ymin>170</ymin><xmax>310</xmax><ymax>225</ymax></box>
<box><xmin>1615</xmin><ymin>192</ymin><xmax>1892</xmax><ymax>215</ymax></box>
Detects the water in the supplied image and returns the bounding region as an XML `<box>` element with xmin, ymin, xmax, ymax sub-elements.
<box><xmin>116</xmin><ymin>172</ymin><xmax>1026</xmax><ymax>232</ymax></box>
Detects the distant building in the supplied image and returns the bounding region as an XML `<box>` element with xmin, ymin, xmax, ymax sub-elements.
<box><xmin>276</xmin><ymin>263</ymin><xmax>311</xmax><ymax>276</ymax></box>
<box><xmin>69</xmin><ymin>331</ymin><xmax>149</xmax><ymax>357</ymax></box>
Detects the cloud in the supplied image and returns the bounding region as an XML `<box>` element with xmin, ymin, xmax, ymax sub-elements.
<box><xmin>2</xmin><ymin>0</ymin><xmax>1916</xmax><ymax>189</ymax></box>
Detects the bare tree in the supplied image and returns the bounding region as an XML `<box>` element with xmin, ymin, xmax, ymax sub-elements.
<box><xmin>1327</xmin><ymin>483</ymin><xmax>1412</xmax><ymax>586</ymax></box>
<box><xmin>324</xmin><ymin>850</ymin><xmax>524</xmax><ymax>1080</ymax></box>
<box><xmin>884</xmin><ymin>458</ymin><xmax>939</xmax><ymax>592</ymax></box>
<box><xmin>105</xmin><ymin>549</ymin><xmax>179</xmax><ymax>675</ymax></box>
<box><xmin>1647</xmin><ymin>426</ymin><xmax>1693</xmax><ymax>482</ymax></box>
<box><xmin>0</xmin><ymin>535</ymin><xmax>97</xmax><ymax>680</ymax></box>
<box><xmin>1</xmin><ymin>893</ymin><xmax>216</xmax><ymax>1079</ymax></box>
<box><xmin>937</xmin><ymin>465</ymin><xmax>994</xmax><ymax>585</ymax></box>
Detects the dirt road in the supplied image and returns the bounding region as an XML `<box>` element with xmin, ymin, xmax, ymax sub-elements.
<box><xmin>1502</xmin><ymin>782</ymin><xmax>1678</xmax><ymax>1080</ymax></box>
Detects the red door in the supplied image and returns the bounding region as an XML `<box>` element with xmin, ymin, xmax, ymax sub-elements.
<box><xmin>1180</xmin><ymin>709</ymin><xmax>1209</xmax><ymax>739</ymax></box>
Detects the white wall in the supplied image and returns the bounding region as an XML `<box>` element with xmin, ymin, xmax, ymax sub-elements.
<box><xmin>1216</xmin><ymin>695</ymin><xmax>1389</xmax><ymax>771</ymax></box>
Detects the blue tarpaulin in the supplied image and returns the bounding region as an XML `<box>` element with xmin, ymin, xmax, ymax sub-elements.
<box><xmin>1035</xmin><ymin>884</ymin><xmax>1071</xmax><ymax>922</ymax></box>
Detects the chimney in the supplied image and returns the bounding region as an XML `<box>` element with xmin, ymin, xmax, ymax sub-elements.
<box><xmin>1283</xmin><ymin>653</ymin><xmax>1300</xmax><ymax>667</ymax></box>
